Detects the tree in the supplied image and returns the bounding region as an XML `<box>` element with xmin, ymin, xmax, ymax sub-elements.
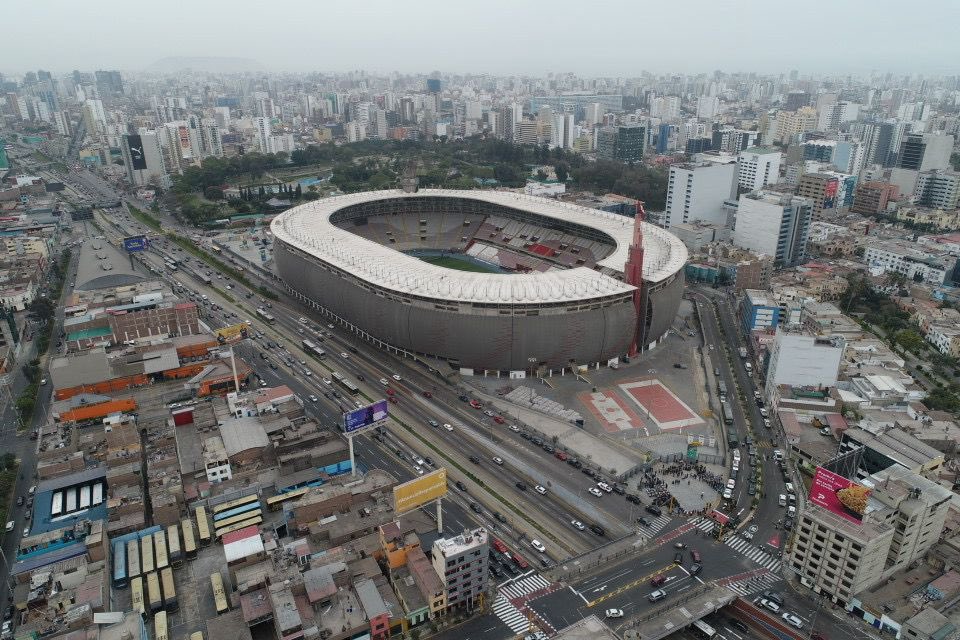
<box><xmin>536</xmin><ymin>169</ymin><xmax>548</xmax><ymax>181</ymax></box>
<box><xmin>895</xmin><ymin>329</ymin><xmax>925</xmax><ymax>353</ymax></box>
<box><xmin>554</xmin><ymin>162</ymin><xmax>569</xmax><ymax>182</ymax></box>
<box><xmin>295</xmin><ymin>184</ymin><xmax>302</xmax><ymax>199</ymax></box>
<box><xmin>204</xmin><ymin>186</ymin><xmax>224</xmax><ymax>201</ymax></box>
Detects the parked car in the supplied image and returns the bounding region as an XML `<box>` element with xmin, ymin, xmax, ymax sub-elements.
<box><xmin>605</xmin><ymin>609</ymin><xmax>624</xmax><ymax>619</ymax></box>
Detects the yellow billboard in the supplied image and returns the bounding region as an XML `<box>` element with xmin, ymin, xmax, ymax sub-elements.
<box><xmin>393</xmin><ymin>468</ymin><xmax>448</xmax><ymax>514</ymax></box>
<box><xmin>215</xmin><ymin>322</ymin><xmax>250</xmax><ymax>344</ymax></box>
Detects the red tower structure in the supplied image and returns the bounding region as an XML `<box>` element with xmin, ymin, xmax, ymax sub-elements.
<box><xmin>625</xmin><ymin>202</ymin><xmax>646</xmax><ymax>356</ymax></box>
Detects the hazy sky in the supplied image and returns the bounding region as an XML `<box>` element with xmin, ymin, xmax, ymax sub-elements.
<box><xmin>5</xmin><ymin>0</ymin><xmax>960</xmax><ymax>77</ymax></box>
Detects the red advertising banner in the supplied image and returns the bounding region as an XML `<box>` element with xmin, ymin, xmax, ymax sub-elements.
<box><xmin>810</xmin><ymin>467</ymin><xmax>871</xmax><ymax>524</ymax></box>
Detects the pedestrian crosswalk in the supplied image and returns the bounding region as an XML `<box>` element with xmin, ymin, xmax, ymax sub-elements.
<box><xmin>492</xmin><ymin>594</ymin><xmax>530</xmax><ymax>634</ymax></box>
<box><xmin>499</xmin><ymin>572</ymin><xmax>553</xmax><ymax>602</ymax></box>
<box><xmin>722</xmin><ymin>569</ymin><xmax>782</xmax><ymax>597</ymax></box>
<box><xmin>725</xmin><ymin>534</ymin><xmax>782</xmax><ymax>571</ymax></box>
<box><xmin>637</xmin><ymin>513</ymin><xmax>673</xmax><ymax>537</ymax></box>
<box><xmin>690</xmin><ymin>516</ymin><xmax>716</xmax><ymax>534</ymax></box>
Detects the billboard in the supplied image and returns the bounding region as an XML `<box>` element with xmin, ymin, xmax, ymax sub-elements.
<box><xmin>123</xmin><ymin>235</ymin><xmax>148</xmax><ymax>252</ymax></box>
<box><xmin>215</xmin><ymin>322</ymin><xmax>250</xmax><ymax>344</ymax></box>
<box><xmin>810</xmin><ymin>467</ymin><xmax>872</xmax><ymax>524</ymax></box>
<box><xmin>394</xmin><ymin>468</ymin><xmax>448</xmax><ymax>514</ymax></box>
<box><xmin>127</xmin><ymin>135</ymin><xmax>147</xmax><ymax>170</ymax></box>
<box><xmin>342</xmin><ymin>400</ymin><xmax>388</xmax><ymax>434</ymax></box>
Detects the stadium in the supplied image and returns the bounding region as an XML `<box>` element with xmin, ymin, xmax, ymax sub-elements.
<box><xmin>271</xmin><ymin>189</ymin><xmax>687</xmax><ymax>375</ymax></box>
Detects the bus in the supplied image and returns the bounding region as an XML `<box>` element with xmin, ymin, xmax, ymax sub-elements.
<box><xmin>126</xmin><ymin>539</ymin><xmax>141</xmax><ymax>581</ymax></box>
<box><xmin>154</xmin><ymin>611</ymin><xmax>169</xmax><ymax>640</ymax></box>
<box><xmin>301</xmin><ymin>339</ymin><xmax>326</xmax><ymax>360</ymax></box>
<box><xmin>141</xmin><ymin>534</ymin><xmax>155</xmax><ymax>575</ymax></box>
<box><xmin>212</xmin><ymin>494</ymin><xmax>259</xmax><ymax>517</ymax></box>
<box><xmin>214</xmin><ymin>516</ymin><xmax>264</xmax><ymax>540</ymax></box>
<box><xmin>727</xmin><ymin>429</ymin><xmax>739</xmax><ymax>448</ymax></box>
<box><xmin>256</xmin><ymin>307</ymin><xmax>276</xmax><ymax>324</ymax></box>
<box><xmin>153</xmin><ymin>530</ymin><xmax>169</xmax><ymax>570</ymax></box>
<box><xmin>161</xmin><ymin>567</ymin><xmax>178</xmax><ymax>612</ymax></box>
<box><xmin>191</xmin><ymin>633</ymin><xmax>205</xmax><ymax>640</ymax></box>
<box><xmin>181</xmin><ymin>518</ymin><xmax>197</xmax><ymax>559</ymax></box>
<box><xmin>167</xmin><ymin>525</ymin><xmax>183</xmax><ymax>567</ymax></box>
<box><xmin>112</xmin><ymin>539</ymin><xmax>128</xmax><ymax>589</ymax></box>
<box><xmin>195</xmin><ymin>506</ymin><xmax>212</xmax><ymax>547</ymax></box>
<box><xmin>165</xmin><ymin>260</ymin><xmax>178</xmax><ymax>272</ymax></box>
<box><xmin>718</xmin><ymin>380</ymin><xmax>727</xmax><ymax>399</ymax></box>
<box><xmin>691</xmin><ymin>619</ymin><xmax>717</xmax><ymax>639</ymax></box>
<box><xmin>131</xmin><ymin>576</ymin><xmax>145</xmax><ymax>616</ymax></box>
<box><xmin>266</xmin><ymin>487</ymin><xmax>309</xmax><ymax>511</ymax></box>
<box><xmin>213</xmin><ymin>501</ymin><xmax>261</xmax><ymax>523</ymax></box>
<box><xmin>330</xmin><ymin>371</ymin><xmax>360</xmax><ymax>395</ymax></box>
<box><xmin>211</xmin><ymin>572</ymin><xmax>230</xmax><ymax>615</ymax></box>
<box><xmin>720</xmin><ymin>401</ymin><xmax>734</xmax><ymax>425</ymax></box>
<box><xmin>213</xmin><ymin>510</ymin><xmax>263</xmax><ymax>534</ymax></box>
<box><xmin>146</xmin><ymin>572</ymin><xmax>163</xmax><ymax>615</ymax></box>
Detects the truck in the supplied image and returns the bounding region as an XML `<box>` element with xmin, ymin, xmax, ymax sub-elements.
<box><xmin>738</xmin><ymin>347</ymin><xmax>748</xmax><ymax>359</ymax></box>
<box><xmin>201</xmin><ymin>274</ymin><xmax>212</xmax><ymax>285</ymax></box>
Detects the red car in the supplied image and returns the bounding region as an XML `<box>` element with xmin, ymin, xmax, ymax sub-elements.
<box><xmin>493</xmin><ymin>415</ymin><xmax>505</xmax><ymax>424</ymax></box>
<box><xmin>555</xmin><ymin>451</ymin><xmax>568</xmax><ymax>461</ymax></box>
<box><xmin>389</xmin><ymin>396</ymin><xmax>399</xmax><ymax>404</ymax></box>
<box><xmin>386</xmin><ymin>388</ymin><xmax>395</xmax><ymax>396</ymax></box>
<box><xmin>469</xmin><ymin>400</ymin><xmax>482</xmax><ymax>409</ymax></box>
<box><xmin>650</xmin><ymin>574</ymin><xmax>666</xmax><ymax>587</ymax></box>
<box><xmin>512</xmin><ymin>552</ymin><xmax>529</xmax><ymax>569</ymax></box>
<box><xmin>491</xmin><ymin>538</ymin><xmax>508</xmax><ymax>553</ymax></box>
<box><xmin>422</xmin><ymin>391</ymin><xmax>433</xmax><ymax>398</ymax></box>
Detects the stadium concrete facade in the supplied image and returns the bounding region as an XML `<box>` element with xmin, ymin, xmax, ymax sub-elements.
<box><xmin>271</xmin><ymin>189</ymin><xmax>687</xmax><ymax>374</ymax></box>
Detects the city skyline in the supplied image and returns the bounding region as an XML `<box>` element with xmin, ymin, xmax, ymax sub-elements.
<box><xmin>5</xmin><ymin>0</ymin><xmax>960</xmax><ymax>76</ymax></box>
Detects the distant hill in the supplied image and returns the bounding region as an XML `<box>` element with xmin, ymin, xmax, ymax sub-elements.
<box><xmin>146</xmin><ymin>56</ymin><xmax>264</xmax><ymax>73</ymax></box>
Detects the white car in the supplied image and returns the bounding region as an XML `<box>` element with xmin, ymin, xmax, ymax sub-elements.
<box><xmin>535</xmin><ymin>485</ymin><xmax>547</xmax><ymax>495</ymax></box>
<box><xmin>322</xmin><ymin>378</ymin><xmax>332</xmax><ymax>385</ymax></box>
<box><xmin>379</xmin><ymin>378</ymin><xmax>389</xmax><ymax>386</ymax></box>
<box><xmin>588</xmin><ymin>487</ymin><xmax>604</xmax><ymax>498</ymax></box>
<box><xmin>392</xmin><ymin>374</ymin><xmax>402</xmax><ymax>381</ymax></box>
<box><xmin>22</xmin><ymin>526</ymin><xmax>29</xmax><ymax>537</ymax></box>
<box><xmin>492</xmin><ymin>457</ymin><xmax>504</xmax><ymax>465</ymax></box>
<box><xmin>597</xmin><ymin>481</ymin><xmax>612</xmax><ymax>493</ymax></box>
<box><xmin>4</xmin><ymin>521</ymin><xmax>12</xmax><ymax>533</ymax></box>
<box><xmin>413</xmin><ymin>456</ymin><xmax>425</xmax><ymax>466</ymax></box>
<box><xmin>414</xmin><ymin>466</ymin><xmax>424</xmax><ymax>476</ymax></box>
<box><xmin>309</xmin><ymin>395</ymin><xmax>318</xmax><ymax>402</ymax></box>
<box><xmin>298</xmin><ymin>317</ymin><xmax>307</xmax><ymax>324</ymax></box>
<box><xmin>327</xmin><ymin>324</ymin><xmax>335</xmax><ymax>329</ymax></box>
<box><xmin>723</xmin><ymin>488</ymin><xmax>733</xmax><ymax>500</ymax></box>
<box><xmin>571</xmin><ymin>520</ymin><xmax>585</xmax><ymax>530</ymax></box>
<box><xmin>443</xmin><ymin>423</ymin><xmax>453</xmax><ymax>431</ymax></box>
<box><xmin>340</xmin><ymin>352</ymin><xmax>349</xmax><ymax>359</ymax></box>
<box><xmin>781</xmin><ymin>612</ymin><xmax>803</xmax><ymax>629</ymax></box>
<box><xmin>759</xmin><ymin>598</ymin><xmax>781</xmax><ymax>613</ymax></box>
<box><xmin>605</xmin><ymin>608</ymin><xmax>624</xmax><ymax>619</ymax></box>
<box><xmin>530</xmin><ymin>539</ymin><xmax>546</xmax><ymax>553</ymax></box>
<box><xmin>509</xmin><ymin>424</ymin><xmax>520</xmax><ymax>432</ymax></box>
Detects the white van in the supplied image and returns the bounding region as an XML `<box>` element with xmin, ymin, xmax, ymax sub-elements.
<box><xmin>778</xmin><ymin>494</ymin><xmax>787</xmax><ymax>507</ymax></box>
<box><xmin>726</xmin><ymin>479</ymin><xmax>736</xmax><ymax>490</ymax></box>
<box><xmin>784</xmin><ymin>482</ymin><xmax>794</xmax><ymax>493</ymax></box>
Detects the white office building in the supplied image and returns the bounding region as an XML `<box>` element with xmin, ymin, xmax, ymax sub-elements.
<box><xmin>650</xmin><ymin>96</ymin><xmax>680</xmax><ymax>120</ymax></box>
<box><xmin>733</xmin><ymin>192</ymin><xmax>812</xmax><ymax>267</ymax></box>
<box><xmin>864</xmin><ymin>240</ymin><xmax>957</xmax><ymax>285</ymax></box>
<box><xmin>254</xmin><ymin>116</ymin><xmax>272</xmax><ymax>153</ymax></box>
<box><xmin>766</xmin><ymin>330</ymin><xmax>844</xmax><ymax>389</ymax></box>
<box><xmin>737</xmin><ymin>147</ymin><xmax>782</xmax><ymax>191</ymax></box>
<box><xmin>663</xmin><ymin>161</ymin><xmax>737</xmax><ymax>228</ymax></box>
<box><xmin>696</xmin><ymin>96</ymin><xmax>720</xmax><ymax>119</ymax></box>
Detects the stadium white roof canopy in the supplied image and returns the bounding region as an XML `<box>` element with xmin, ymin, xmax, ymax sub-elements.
<box><xmin>271</xmin><ymin>189</ymin><xmax>688</xmax><ymax>305</ymax></box>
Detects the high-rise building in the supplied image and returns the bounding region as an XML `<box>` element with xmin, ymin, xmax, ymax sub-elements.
<box><xmin>772</xmin><ymin>107</ymin><xmax>818</xmax><ymax>144</ymax></box>
<box><xmin>253</xmin><ymin>116</ymin><xmax>272</xmax><ymax>153</ymax></box>
<box><xmin>431</xmin><ymin>528</ymin><xmax>488</xmax><ymax>611</ymax></box>
<box><xmin>788</xmin><ymin>464</ymin><xmax>951</xmax><ymax>606</ymax></box>
<box><xmin>802</xmin><ymin>140</ymin><xmax>864</xmax><ymax>175</ymax></box>
<box><xmin>584</xmin><ymin>102</ymin><xmax>602</xmax><ymax>128</ymax></box>
<box><xmin>733</xmin><ymin>192</ymin><xmax>812</xmax><ymax>266</ymax></box>
<box><xmin>711</xmin><ymin>127</ymin><xmax>758</xmax><ymax>154</ymax></box>
<box><xmin>784</xmin><ymin>90</ymin><xmax>809</xmax><ymax>110</ymax></box>
<box><xmin>897</xmin><ymin>133</ymin><xmax>955</xmax><ymax>172</ymax></box>
<box><xmin>736</xmin><ymin>147</ymin><xmax>782</xmax><ymax>191</ymax></box>
<box><xmin>616</xmin><ymin>124</ymin><xmax>646</xmax><ymax>162</ymax></box>
<box><xmin>664</xmin><ymin>161</ymin><xmax>737</xmax><ymax>228</ymax></box>
<box><xmin>696</xmin><ymin>95</ymin><xmax>720</xmax><ymax>119</ymax></box>
<box><xmin>851</xmin><ymin>181</ymin><xmax>899</xmax><ymax>215</ymax></box>
<box><xmin>817</xmin><ymin>101</ymin><xmax>860</xmax><ymax>131</ymax></box>
<box><xmin>765</xmin><ymin>330</ymin><xmax>844</xmax><ymax>389</ymax></box>
<box><xmin>650</xmin><ymin>96</ymin><xmax>680</xmax><ymax>120</ymax></box>
<box><xmin>121</xmin><ymin>131</ymin><xmax>166</xmax><ymax>187</ymax></box>
<box><xmin>913</xmin><ymin>170</ymin><xmax>960</xmax><ymax>210</ymax></box>
<box><xmin>0</xmin><ymin>140</ymin><xmax>8</xmax><ymax>170</ymax></box>
<box><xmin>797</xmin><ymin>172</ymin><xmax>846</xmax><ymax>216</ymax></box>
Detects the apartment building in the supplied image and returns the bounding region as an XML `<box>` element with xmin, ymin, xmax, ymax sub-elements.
<box><xmin>431</xmin><ymin>528</ymin><xmax>488</xmax><ymax>610</ymax></box>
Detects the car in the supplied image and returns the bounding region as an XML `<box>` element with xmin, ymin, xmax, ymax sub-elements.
<box><xmin>443</xmin><ymin>423</ymin><xmax>454</xmax><ymax>431</ymax></box>
<box><xmin>605</xmin><ymin>609</ymin><xmax>624</xmax><ymax>619</ymax></box>
<box><xmin>535</xmin><ymin>485</ymin><xmax>547</xmax><ymax>495</ymax></box>
<box><xmin>626</xmin><ymin>494</ymin><xmax>641</xmax><ymax>504</ymax></box>
<box><xmin>648</xmin><ymin>589</ymin><xmax>667</xmax><ymax>602</ymax></box>
<box><xmin>469</xmin><ymin>400</ymin><xmax>482</xmax><ymax>409</ymax></box>
<box><xmin>389</xmin><ymin>396</ymin><xmax>398</xmax><ymax>404</ymax></box>
<box><xmin>422</xmin><ymin>390</ymin><xmax>433</xmax><ymax>398</ymax></box>
<box><xmin>392</xmin><ymin>374</ymin><xmax>402</xmax><ymax>381</ymax></box>
<box><xmin>589</xmin><ymin>524</ymin><xmax>605</xmax><ymax>536</ymax></box>
<box><xmin>458</xmin><ymin>394</ymin><xmax>469</xmax><ymax>402</ymax></box>
<box><xmin>327</xmin><ymin>324</ymin><xmax>335</xmax><ymax>329</ymax></box>
<box><xmin>762</xmin><ymin>591</ymin><xmax>784</xmax><ymax>607</ymax></box>
<box><xmin>747</xmin><ymin>485</ymin><xmax>756</xmax><ymax>496</ymax></box>
<box><xmin>515</xmin><ymin>481</ymin><xmax>528</xmax><ymax>491</ymax></box>
<box><xmin>298</xmin><ymin>317</ymin><xmax>307</xmax><ymax>324</ymax></box>
<box><xmin>784</xmin><ymin>517</ymin><xmax>794</xmax><ymax>531</ymax></box>
<box><xmin>483</xmin><ymin>409</ymin><xmax>495</xmax><ymax>417</ymax></box>
<box><xmin>674</xmin><ymin>551</ymin><xmax>683</xmax><ymax>563</ymax></box>
<box><xmin>646</xmin><ymin>505</ymin><xmax>662</xmax><ymax>517</ymax></box>
<box><xmin>493</xmin><ymin>415</ymin><xmax>505</xmax><ymax>424</ymax></box>
<box><xmin>340</xmin><ymin>352</ymin><xmax>349</xmax><ymax>359</ymax></box>
<box><xmin>509</xmin><ymin>424</ymin><xmax>520</xmax><ymax>432</ymax></box>
<box><xmin>494</xmin><ymin>512</ymin><xmax>507</xmax><ymax>523</ymax></box>
<box><xmin>413</xmin><ymin>456</ymin><xmax>425</xmax><ymax>466</ymax></box>
<box><xmin>587</xmin><ymin>487</ymin><xmax>603</xmax><ymax>497</ymax></box>
<box><xmin>788</xmin><ymin>505</ymin><xmax>797</xmax><ymax>517</ymax></box>
<box><xmin>570</xmin><ymin>520</ymin><xmax>585</xmax><ymax>531</ymax></box>
<box><xmin>4</xmin><ymin>522</ymin><xmax>12</xmax><ymax>533</ymax></box>
<box><xmin>379</xmin><ymin>378</ymin><xmax>389</xmax><ymax>386</ymax></box>
<box><xmin>428</xmin><ymin>419</ymin><xmax>439</xmax><ymax>428</ymax></box>
<box><xmin>386</xmin><ymin>388</ymin><xmax>395</xmax><ymax>396</ymax></box>
<box><xmin>21</xmin><ymin>526</ymin><xmax>29</xmax><ymax>537</ymax></box>
<box><xmin>637</xmin><ymin>517</ymin><xmax>652</xmax><ymax>527</ymax></box>
<box><xmin>612</xmin><ymin>484</ymin><xmax>626</xmax><ymax>495</ymax></box>
<box><xmin>689</xmin><ymin>563</ymin><xmax>702</xmax><ymax>575</ymax></box>
<box><xmin>729</xmin><ymin>619</ymin><xmax>749</xmax><ymax>633</ymax></box>
<box><xmin>597</xmin><ymin>481</ymin><xmax>612</xmax><ymax>493</ymax></box>
<box><xmin>40</xmin><ymin>378</ymin><xmax>47</xmax><ymax>386</ymax></box>
<box><xmin>455</xmin><ymin>481</ymin><xmax>467</xmax><ymax>491</ymax></box>
<box><xmin>691</xmin><ymin>549</ymin><xmax>701</xmax><ymax>562</ymax></box>
<box><xmin>650</xmin><ymin>574</ymin><xmax>666</xmax><ymax>587</ymax></box>
<box><xmin>470</xmin><ymin>502</ymin><xmax>482</xmax><ymax>514</ymax></box>
<box><xmin>722</xmin><ymin>488</ymin><xmax>733</xmax><ymax>500</ymax></box>
<box><xmin>309</xmin><ymin>395</ymin><xmax>318</xmax><ymax>402</ymax></box>
<box><xmin>530</xmin><ymin>539</ymin><xmax>546</xmax><ymax>553</ymax></box>
<box><xmin>781</xmin><ymin>613</ymin><xmax>803</xmax><ymax>629</ymax></box>
<box><xmin>414</xmin><ymin>466</ymin><xmax>424</xmax><ymax>475</ymax></box>
<box><xmin>469</xmin><ymin>455</ymin><xmax>480</xmax><ymax>464</ymax></box>
<box><xmin>424</xmin><ymin>456</ymin><xmax>434</xmax><ymax>466</ymax></box>
<box><xmin>493</xmin><ymin>456</ymin><xmax>504</xmax><ymax>465</ymax></box>
<box><xmin>16</xmin><ymin>496</ymin><xmax>23</xmax><ymax>507</ymax></box>
<box><xmin>759</xmin><ymin>599</ymin><xmax>781</xmax><ymax>613</ymax></box>
<box><xmin>299</xmin><ymin>359</ymin><xmax>307</xmax><ymax>365</ymax></box>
